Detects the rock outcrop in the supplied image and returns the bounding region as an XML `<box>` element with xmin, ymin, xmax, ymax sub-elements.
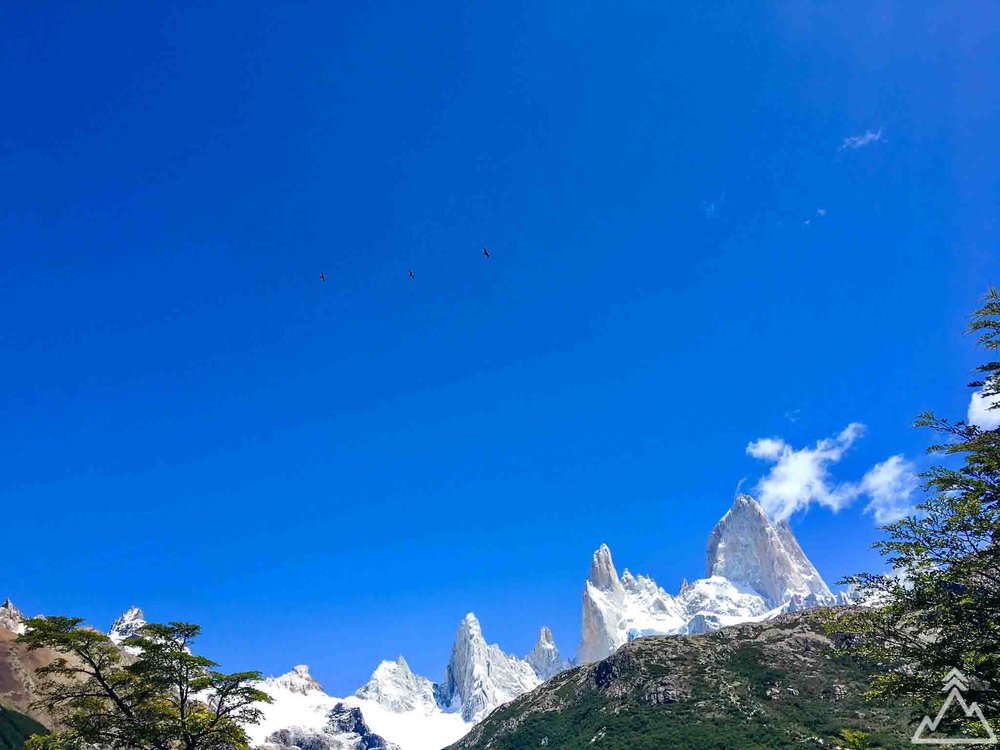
<box><xmin>0</xmin><ymin>599</ymin><xmax>25</xmax><ymax>636</ymax></box>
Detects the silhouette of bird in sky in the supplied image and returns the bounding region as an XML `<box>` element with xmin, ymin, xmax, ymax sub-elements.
<box><xmin>483</xmin><ymin>247</ymin><xmax>490</xmax><ymax>258</ymax></box>
<box><xmin>320</xmin><ymin>272</ymin><xmax>325</xmax><ymax>282</ymax></box>
<box><xmin>408</xmin><ymin>270</ymin><xmax>415</xmax><ymax>279</ymax></box>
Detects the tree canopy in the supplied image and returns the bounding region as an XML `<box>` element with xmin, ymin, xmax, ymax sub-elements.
<box><xmin>830</xmin><ymin>288</ymin><xmax>1000</xmax><ymax>733</ymax></box>
<box><xmin>16</xmin><ymin>616</ymin><xmax>272</xmax><ymax>750</ymax></box>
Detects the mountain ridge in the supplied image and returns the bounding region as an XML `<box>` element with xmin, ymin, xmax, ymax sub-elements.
<box><xmin>1</xmin><ymin>494</ymin><xmax>842</xmax><ymax>750</ymax></box>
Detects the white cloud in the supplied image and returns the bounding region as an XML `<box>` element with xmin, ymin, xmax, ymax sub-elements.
<box><xmin>860</xmin><ymin>455</ymin><xmax>918</xmax><ymax>524</ymax></box>
<box><xmin>841</xmin><ymin>128</ymin><xmax>883</xmax><ymax>150</ymax></box>
<box><xmin>968</xmin><ymin>388</ymin><xmax>1000</xmax><ymax>430</ymax></box>
<box><xmin>746</xmin><ymin>423</ymin><xmax>865</xmax><ymax>521</ymax></box>
<box><xmin>746</xmin><ymin>423</ymin><xmax>919</xmax><ymax>525</ymax></box>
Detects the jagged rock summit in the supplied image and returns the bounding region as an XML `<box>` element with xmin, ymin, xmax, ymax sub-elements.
<box><xmin>354</xmin><ymin>655</ymin><xmax>438</xmax><ymax>713</ymax></box>
<box><xmin>264</xmin><ymin>664</ymin><xmax>325</xmax><ymax>695</ymax></box>
<box><xmin>0</xmin><ymin>597</ymin><xmax>26</xmax><ymax>635</ymax></box>
<box><xmin>108</xmin><ymin>605</ymin><xmax>147</xmax><ymax>653</ymax></box>
<box><xmin>252</xmin><ymin>611</ymin><xmax>561</xmax><ymax>750</ymax></box>
<box><xmin>525</xmin><ymin>627</ymin><xmax>568</xmax><ymax>682</ymax></box>
<box><xmin>576</xmin><ymin>494</ymin><xmax>836</xmax><ymax>663</ymax></box>
<box><xmin>706</xmin><ymin>494</ymin><xmax>834</xmax><ymax>607</ymax></box>
<box><xmin>440</xmin><ymin>613</ymin><xmax>542</xmax><ymax>722</ymax></box>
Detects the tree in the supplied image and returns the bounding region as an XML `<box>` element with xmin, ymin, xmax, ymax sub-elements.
<box><xmin>16</xmin><ymin>616</ymin><xmax>272</xmax><ymax>750</ymax></box>
<box><xmin>829</xmin><ymin>288</ymin><xmax>1000</xmax><ymax>729</ymax></box>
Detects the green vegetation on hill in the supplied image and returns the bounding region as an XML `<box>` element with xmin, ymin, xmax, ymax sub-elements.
<box><xmin>450</xmin><ymin>612</ymin><xmax>913</xmax><ymax>750</ymax></box>
<box><xmin>0</xmin><ymin>705</ymin><xmax>46</xmax><ymax>750</ymax></box>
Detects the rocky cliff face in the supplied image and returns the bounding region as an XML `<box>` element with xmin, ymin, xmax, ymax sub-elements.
<box><xmin>525</xmin><ymin>627</ymin><xmax>567</xmax><ymax>682</ymax></box>
<box><xmin>440</xmin><ymin>614</ymin><xmax>541</xmax><ymax>722</ymax></box>
<box><xmin>0</xmin><ymin>628</ymin><xmax>61</xmax><ymax>728</ymax></box>
<box><xmin>576</xmin><ymin>545</ymin><xmax>633</xmax><ymax>664</ymax></box>
<box><xmin>0</xmin><ymin>599</ymin><xmax>25</xmax><ymax>636</ymax></box>
<box><xmin>706</xmin><ymin>495</ymin><xmax>834</xmax><ymax>607</ymax></box>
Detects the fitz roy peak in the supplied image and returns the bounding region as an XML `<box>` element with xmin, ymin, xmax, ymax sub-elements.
<box><xmin>576</xmin><ymin>494</ymin><xmax>836</xmax><ymax>663</ymax></box>
<box><xmin>706</xmin><ymin>493</ymin><xmax>834</xmax><ymax>608</ymax></box>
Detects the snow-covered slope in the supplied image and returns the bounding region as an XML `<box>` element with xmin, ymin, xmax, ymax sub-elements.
<box><xmin>262</xmin><ymin>701</ymin><xmax>399</xmax><ymax>750</ymax></box>
<box><xmin>355</xmin><ymin>656</ymin><xmax>439</xmax><ymax>713</ymax></box>
<box><xmin>439</xmin><ymin>613</ymin><xmax>541</xmax><ymax>722</ymax></box>
<box><xmin>253</xmin><ymin>661</ymin><xmax>468</xmax><ymax>750</ymax></box>
<box><xmin>576</xmin><ymin>494</ymin><xmax>835</xmax><ymax>662</ymax></box>
<box><xmin>253</xmin><ymin>611</ymin><xmax>564</xmax><ymax>750</ymax></box>
<box><xmin>0</xmin><ymin>598</ymin><xmax>25</xmax><ymax>635</ymax></box>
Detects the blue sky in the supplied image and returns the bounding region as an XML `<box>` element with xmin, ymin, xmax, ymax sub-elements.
<box><xmin>2</xmin><ymin>2</ymin><xmax>997</xmax><ymax>695</ymax></box>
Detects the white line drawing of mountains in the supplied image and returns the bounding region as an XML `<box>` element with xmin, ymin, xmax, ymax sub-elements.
<box><xmin>912</xmin><ymin>673</ymin><xmax>997</xmax><ymax>746</ymax></box>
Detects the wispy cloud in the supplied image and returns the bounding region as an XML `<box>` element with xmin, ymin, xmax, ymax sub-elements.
<box><xmin>746</xmin><ymin>423</ymin><xmax>865</xmax><ymax>520</ymax></box>
<box><xmin>859</xmin><ymin>455</ymin><xmax>918</xmax><ymax>524</ymax></box>
<box><xmin>841</xmin><ymin>128</ymin><xmax>883</xmax><ymax>150</ymax></box>
<box><xmin>968</xmin><ymin>389</ymin><xmax>1000</xmax><ymax>429</ymax></box>
<box><xmin>746</xmin><ymin>423</ymin><xmax>918</xmax><ymax>523</ymax></box>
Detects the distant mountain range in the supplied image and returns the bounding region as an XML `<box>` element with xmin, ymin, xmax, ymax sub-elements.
<box><xmin>0</xmin><ymin>495</ymin><xmax>852</xmax><ymax>750</ymax></box>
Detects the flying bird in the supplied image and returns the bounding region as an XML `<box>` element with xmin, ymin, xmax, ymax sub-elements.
<box><xmin>320</xmin><ymin>272</ymin><xmax>326</xmax><ymax>282</ymax></box>
<box><xmin>409</xmin><ymin>270</ymin><xmax>415</xmax><ymax>279</ymax></box>
<box><xmin>483</xmin><ymin>247</ymin><xmax>490</xmax><ymax>259</ymax></box>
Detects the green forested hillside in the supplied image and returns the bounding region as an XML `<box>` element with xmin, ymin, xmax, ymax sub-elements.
<box><xmin>0</xmin><ymin>705</ymin><xmax>46</xmax><ymax>750</ymax></box>
<box><xmin>450</xmin><ymin>611</ymin><xmax>915</xmax><ymax>750</ymax></box>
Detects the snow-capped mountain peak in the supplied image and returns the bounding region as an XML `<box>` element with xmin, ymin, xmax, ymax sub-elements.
<box><xmin>575</xmin><ymin>494</ymin><xmax>836</xmax><ymax>663</ymax></box>
<box><xmin>0</xmin><ymin>598</ymin><xmax>26</xmax><ymax>635</ymax></box>
<box><xmin>355</xmin><ymin>655</ymin><xmax>438</xmax><ymax>713</ymax></box>
<box><xmin>588</xmin><ymin>544</ymin><xmax>624</xmax><ymax>597</ymax></box>
<box><xmin>440</xmin><ymin>612</ymin><xmax>540</xmax><ymax>722</ymax></box>
<box><xmin>265</xmin><ymin>664</ymin><xmax>325</xmax><ymax>695</ymax></box>
<box><xmin>525</xmin><ymin>627</ymin><xmax>567</xmax><ymax>682</ymax></box>
<box><xmin>706</xmin><ymin>494</ymin><xmax>834</xmax><ymax>608</ymax></box>
<box><xmin>109</xmin><ymin>605</ymin><xmax>147</xmax><ymax>652</ymax></box>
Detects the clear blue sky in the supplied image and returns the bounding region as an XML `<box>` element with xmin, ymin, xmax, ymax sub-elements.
<box><xmin>2</xmin><ymin>2</ymin><xmax>997</xmax><ymax>695</ymax></box>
